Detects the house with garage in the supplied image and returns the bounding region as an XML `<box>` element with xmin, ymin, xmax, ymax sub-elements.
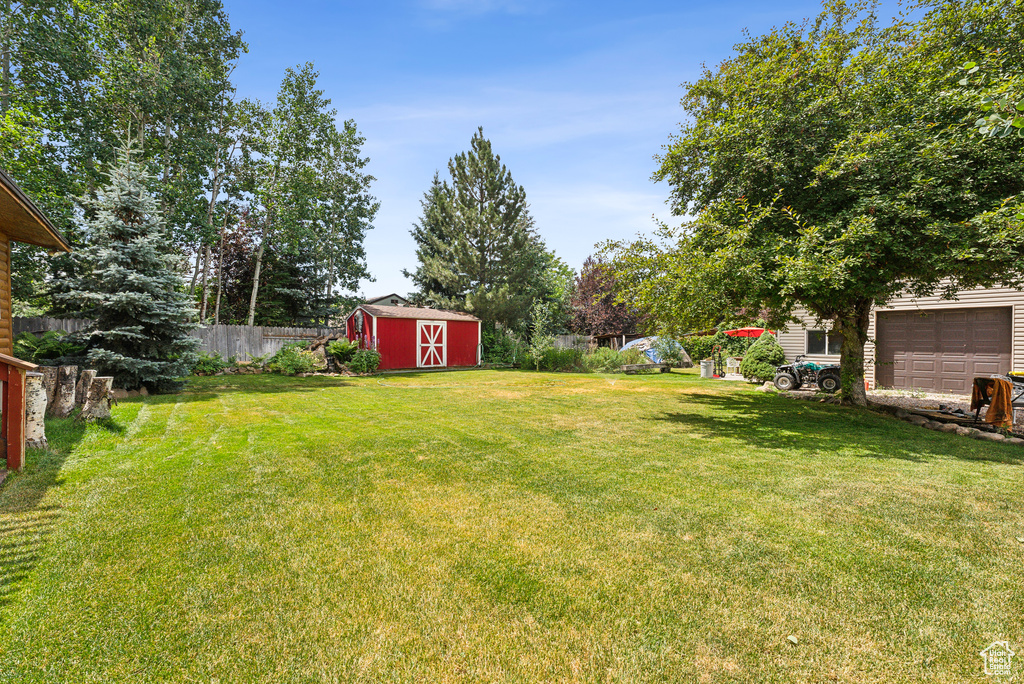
<box><xmin>777</xmin><ymin>286</ymin><xmax>1024</xmax><ymax>394</ymax></box>
<box><xmin>345</xmin><ymin>304</ymin><xmax>481</xmax><ymax>371</ymax></box>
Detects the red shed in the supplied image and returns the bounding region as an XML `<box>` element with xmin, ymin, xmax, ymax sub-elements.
<box><xmin>346</xmin><ymin>305</ymin><xmax>481</xmax><ymax>371</ymax></box>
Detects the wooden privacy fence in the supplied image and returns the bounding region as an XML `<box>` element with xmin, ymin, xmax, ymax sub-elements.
<box><xmin>552</xmin><ymin>334</ymin><xmax>594</xmax><ymax>349</ymax></box>
<box><xmin>13</xmin><ymin>317</ymin><xmax>345</xmax><ymax>361</ymax></box>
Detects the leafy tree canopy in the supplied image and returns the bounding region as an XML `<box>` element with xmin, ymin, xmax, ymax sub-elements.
<box><xmin>605</xmin><ymin>0</ymin><xmax>1024</xmax><ymax>405</ymax></box>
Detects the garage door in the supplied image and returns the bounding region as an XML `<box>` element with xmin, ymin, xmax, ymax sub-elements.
<box><xmin>875</xmin><ymin>307</ymin><xmax>1012</xmax><ymax>394</ymax></box>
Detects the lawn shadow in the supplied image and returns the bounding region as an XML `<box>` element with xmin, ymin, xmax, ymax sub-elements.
<box><xmin>652</xmin><ymin>391</ymin><xmax>1023</xmax><ymax>466</ymax></box>
<box><xmin>0</xmin><ymin>415</ymin><xmax>122</xmax><ymax>615</ymax></box>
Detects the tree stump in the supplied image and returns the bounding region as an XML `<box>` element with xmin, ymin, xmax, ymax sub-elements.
<box><xmin>75</xmin><ymin>369</ymin><xmax>97</xmax><ymax>406</ymax></box>
<box><xmin>41</xmin><ymin>366</ymin><xmax>59</xmax><ymax>414</ymax></box>
<box><xmin>25</xmin><ymin>372</ymin><xmax>48</xmax><ymax>450</ymax></box>
<box><xmin>80</xmin><ymin>376</ymin><xmax>114</xmax><ymax>421</ymax></box>
<box><xmin>51</xmin><ymin>365</ymin><xmax>78</xmax><ymax>418</ymax></box>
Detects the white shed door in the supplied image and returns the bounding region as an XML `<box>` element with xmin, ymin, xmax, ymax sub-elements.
<box><xmin>417</xmin><ymin>320</ymin><xmax>446</xmax><ymax>368</ymax></box>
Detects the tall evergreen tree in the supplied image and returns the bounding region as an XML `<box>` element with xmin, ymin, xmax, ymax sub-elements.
<box><xmin>405</xmin><ymin>127</ymin><xmax>549</xmax><ymax>329</ymax></box>
<box><xmin>55</xmin><ymin>145</ymin><xmax>199</xmax><ymax>391</ymax></box>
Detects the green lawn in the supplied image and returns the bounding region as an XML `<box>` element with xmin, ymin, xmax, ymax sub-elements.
<box><xmin>0</xmin><ymin>369</ymin><xmax>1021</xmax><ymax>683</ymax></box>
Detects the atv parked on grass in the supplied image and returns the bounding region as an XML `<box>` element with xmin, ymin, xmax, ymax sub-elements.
<box><xmin>773</xmin><ymin>355</ymin><xmax>841</xmax><ymax>393</ymax></box>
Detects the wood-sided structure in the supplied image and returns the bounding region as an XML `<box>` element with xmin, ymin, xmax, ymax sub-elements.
<box><xmin>346</xmin><ymin>305</ymin><xmax>481</xmax><ymax>371</ymax></box>
<box><xmin>0</xmin><ymin>169</ymin><xmax>71</xmax><ymax>469</ymax></box>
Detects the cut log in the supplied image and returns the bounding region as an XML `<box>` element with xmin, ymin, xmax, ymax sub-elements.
<box><xmin>80</xmin><ymin>376</ymin><xmax>114</xmax><ymax>421</ymax></box>
<box><xmin>51</xmin><ymin>365</ymin><xmax>78</xmax><ymax>418</ymax></box>
<box><xmin>25</xmin><ymin>372</ymin><xmax>48</xmax><ymax>450</ymax></box>
<box><xmin>75</xmin><ymin>369</ymin><xmax>97</xmax><ymax>406</ymax></box>
<box><xmin>41</xmin><ymin>366</ymin><xmax>59</xmax><ymax>414</ymax></box>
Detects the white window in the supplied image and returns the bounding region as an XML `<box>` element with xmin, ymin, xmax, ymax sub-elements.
<box><xmin>807</xmin><ymin>329</ymin><xmax>843</xmax><ymax>355</ymax></box>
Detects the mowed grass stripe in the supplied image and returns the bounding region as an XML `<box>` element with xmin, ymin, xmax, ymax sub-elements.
<box><xmin>0</xmin><ymin>369</ymin><xmax>1020</xmax><ymax>682</ymax></box>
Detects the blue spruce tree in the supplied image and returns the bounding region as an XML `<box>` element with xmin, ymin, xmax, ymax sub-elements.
<box><xmin>57</xmin><ymin>145</ymin><xmax>199</xmax><ymax>391</ymax></box>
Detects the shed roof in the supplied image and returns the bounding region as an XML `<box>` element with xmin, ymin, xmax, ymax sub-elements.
<box><xmin>359</xmin><ymin>304</ymin><xmax>480</xmax><ymax>322</ymax></box>
<box><xmin>0</xmin><ymin>168</ymin><xmax>72</xmax><ymax>252</ymax></box>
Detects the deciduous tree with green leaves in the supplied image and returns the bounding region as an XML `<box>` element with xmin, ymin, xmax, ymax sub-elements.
<box><xmin>236</xmin><ymin>63</ymin><xmax>376</xmax><ymax>326</ymax></box>
<box><xmin>605</xmin><ymin>0</ymin><xmax>1024</xmax><ymax>405</ymax></box>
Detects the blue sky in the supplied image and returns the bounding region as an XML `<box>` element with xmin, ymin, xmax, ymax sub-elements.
<box><xmin>221</xmin><ymin>0</ymin><xmax>879</xmax><ymax>298</ymax></box>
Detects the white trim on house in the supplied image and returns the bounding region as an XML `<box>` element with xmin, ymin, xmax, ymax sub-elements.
<box><xmin>777</xmin><ymin>286</ymin><xmax>1024</xmax><ymax>390</ymax></box>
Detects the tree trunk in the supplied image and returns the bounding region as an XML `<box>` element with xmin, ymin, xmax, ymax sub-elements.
<box><xmin>214</xmin><ymin>224</ymin><xmax>225</xmax><ymax>324</ymax></box>
<box><xmin>199</xmin><ymin>244</ymin><xmax>212</xmax><ymax>320</ymax></box>
<box><xmin>75</xmin><ymin>369</ymin><xmax>96</xmax><ymax>406</ymax></box>
<box><xmin>80</xmin><ymin>376</ymin><xmax>114</xmax><ymax>421</ymax></box>
<box><xmin>25</xmin><ymin>372</ymin><xmax>47</xmax><ymax>450</ymax></box>
<box><xmin>189</xmin><ymin>241</ymin><xmax>202</xmax><ymax>295</ymax></box>
<box><xmin>41</xmin><ymin>365</ymin><xmax>58</xmax><ymax>414</ymax></box>
<box><xmin>837</xmin><ymin>299</ymin><xmax>873</xmax><ymax>407</ymax></box>
<box><xmin>51</xmin><ymin>365</ymin><xmax>78</xmax><ymax>418</ymax></box>
<box><xmin>247</xmin><ymin>233</ymin><xmax>265</xmax><ymax>327</ymax></box>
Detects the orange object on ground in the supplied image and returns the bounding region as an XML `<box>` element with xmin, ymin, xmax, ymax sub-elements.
<box><xmin>971</xmin><ymin>378</ymin><xmax>1015</xmax><ymax>428</ymax></box>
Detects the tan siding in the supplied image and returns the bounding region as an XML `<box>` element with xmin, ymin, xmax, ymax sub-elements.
<box><xmin>778</xmin><ymin>287</ymin><xmax>1024</xmax><ymax>389</ymax></box>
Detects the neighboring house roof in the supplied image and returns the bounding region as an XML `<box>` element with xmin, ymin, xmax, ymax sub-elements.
<box><xmin>358</xmin><ymin>304</ymin><xmax>480</xmax><ymax>322</ymax></box>
<box><xmin>365</xmin><ymin>293</ymin><xmax>409</xmax><ymax>304</ymax></box>
<box><xmin>0</xmin><ymin>167</ymin><xmax>72</xmax><ymax>252</ymax></box>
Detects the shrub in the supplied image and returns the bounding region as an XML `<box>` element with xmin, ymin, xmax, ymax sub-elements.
<box><xmin>582</xmin><ymin>347</ymin><xmax>622</xmax><ymax>373</ymax></box>
<box><xmin>620</xmin><ymin>348</ymin><xmax>649</xmax><ymax>366</ymax></box>
<box><xmin>537</xmin><ymin>346</ymin><xmax>584</xmax><ymax>372</ymax></box>
<box><xmin>326</xmin><ymin>339</ymin><xmax>358</xmax><ymax>364</ymax></box>
<box><xmin>349</xmin><ymin>348</ymin><xmax>381</xmax><ymax>374</ymax></box>
<box><xmin>481</xmin><ymin>324</ymin><xmax>527</xmax><ymax>364</ymax></box>
<box><xmin>652</xmin><ymin>337</ymin><xmax>689</xmax><ymax>367</ymax></box>
<box><xmin>14</xmin><ymin>330</ymin><xmax>86</xmax><ymax>363</ymax></box>
<box><xmin>682</xmin><ymin>331</ymin><xmax>751</xmax><ymax>362</ymax></box>
<box><xmin>193</xmin><ymin>351</ymin><xmax>228</xmax><ymax>376</ymax></box>
<box><xmin>268</xmin><ymin>343</ymin><xmax>317</xmax><ymax>375</ymax></box>
<box><xmin>739</xmin><ymin>332</ymin><xmax>786</xmax><ymax>382</ymax></box>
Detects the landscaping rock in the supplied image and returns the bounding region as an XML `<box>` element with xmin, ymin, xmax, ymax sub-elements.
<box><xmin>935</xmin><ymin>423</ymin><xmax>958</xmax><ymax>433</ymax></box>
<box><xmin>955</xmin><ymin>426</ymin><xmax>980</xmax><ymax>437</ymax></box>
<box><xmin>922</xmin><ymin>421</ymin><xmax>943</xmax><ymax>430</ymax></box>
<box><xmin>756</xmin><ymin>382</ymin><xmax>777</xmax><ymax>393</ymax></box>
<box><xmin>907</xmin><ymin>415</ymin><xmax>929</xmax><ymax>426</ymax></box>
<box><xmin>895</xmin><ymin>408</ymin><xmax>911</xmax><ymax>420</ymax></box>
<box><xmin>1005</xmin><ymin>437</ymin><xmax>1024</xmax><ymax>446</ymax></box>
<box><xmin>972</xmin><ymin>431</ymin><xmax>1005</xmax><ymax>442</ymax></box>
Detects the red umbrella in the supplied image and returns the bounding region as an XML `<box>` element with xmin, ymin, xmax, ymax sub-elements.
<box><xmin>722</xmin><ymin>327</ymin><xmax>772</xmax><ymax>337</ymax></box>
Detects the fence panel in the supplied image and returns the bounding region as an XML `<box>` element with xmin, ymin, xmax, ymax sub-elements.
<box><xmin>13</xmin><ymin>318</ymin><xmax>345</xmax><ymax>362</ymax></box>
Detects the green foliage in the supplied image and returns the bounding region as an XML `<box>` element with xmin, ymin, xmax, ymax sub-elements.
<box><xmin>268</xmin><ymin>343</ymin><xmax>317</xmax><ymax>375</ymax></box>
<box><xmin>193</xmin><ymin>351</ymin><xmax>229</xmax><ymax>376</ymax></box>
<box><xmin>606</xmin><ymin>1</ymin><xmax>1024</xmax><ymax>405</ymax></box>
<box><xmin>326</xmin><ymin>339</ymin><xmax>359</xmax><ymax>364</ymax></box>
<box><xmin>682</xmin><ymin>331</ymin><xmax>750</xmax><ymax>363</ymax></box>
<box><xmin>481</xmin><ymin>323</ymin><xmax>527</xmax><ymax>364</ymax></box>
<box><xmin>403</xmin><ymin>128</ymin><xmax>552</xmax><ymax>331</ymax></box>
<box><xmin>527</xmin><ymin>301</ymin><xmax>556</xmax><ymax>370</ymax></box>
<box><xmin>53</xmin><ymin>145</ymin><xmax>200</xmax><ymax>392</ymax></box>
<box><xmin>13</xmin><ymin>331</ymin><xmax>86</xmax><ymax>363</ymax></box>
<box><xmin>236</xmin><ymin>63</ymin><xmax>377</xmax><ymax>326</ymax></box>
<box><xmin>739</xmin><ymin>333</ymin><xmax>787</xmax><ymax>383</ymax></box>
<box><xmin>652</xmin><ymin>337</ymin><xmax>689</xmax><ymax>367</ymax></box>
<box><xmin>581</xmin><ymin>347</ymin><xmax>624</xmax><ymax>373</ymax></box>
<box><xmin>348</xmin><ymin>349</ymin><xmax>381</xmax><ymax>374</ymax></box>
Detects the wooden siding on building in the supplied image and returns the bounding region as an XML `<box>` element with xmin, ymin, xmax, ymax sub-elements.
<box><xmin>0</xmin><ymin>236</ymin><xmax>11</xmax><ymax>356</ymax></box>
<box><xmin>777</xmin><ymin>286</ymin><xmax>1024</xmax><ymax>389</ymax></box>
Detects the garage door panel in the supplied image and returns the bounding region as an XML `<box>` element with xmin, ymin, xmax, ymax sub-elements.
<box><xmin>876</xmin><ymin>307</ymin><xmax>1011</xmax><ymax>395</ymax></box>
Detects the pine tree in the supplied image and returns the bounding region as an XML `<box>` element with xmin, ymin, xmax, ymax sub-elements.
<box><xmin>405</xmin><ymin>127</ymin><xmax>549</xmax><ymax>329</ymax></box>
<box><xmin>55</xmin><ymin>144</ymin><xmax>199</xmax><ymax>391</ymax></box>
